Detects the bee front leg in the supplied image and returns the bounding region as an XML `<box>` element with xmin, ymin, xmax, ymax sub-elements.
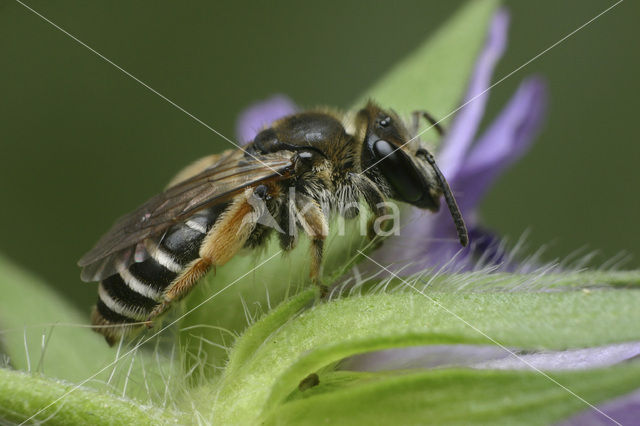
<box><xmin>293</xmin><ymin>194</ymin><xmax>329</xmax><ymax>296</ymax></box>
<box><xmin>146</xmin><ymin>189</ymin><xmax>260</xmax><ymax>324</ymax></box>
<box><xmin>367</xmin><ymin>205</ymin><xmax>394</xmax><ymax>245</ymax></box>
<box><xmin>350</xmin><ymin>173</ymin><xmax>392</xmax><ymax>242</ymax></box>
<box><xmin>410</xmin><ymin>110</ymin><xmax>445</xmax><ymax>137</ymax></box>
<box><xmin>310</xmin><ymin>239</ymin><xmax>328</xmax><ymax>297</ymax></box>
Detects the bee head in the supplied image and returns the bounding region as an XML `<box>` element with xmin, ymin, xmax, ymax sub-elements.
<box><xmin>357</xmin><ymin>102</ymin><xmax>468</xmax><ymax>246</ymax></box>
<box><xmin>357</xmin><ymin>102</ymin><xmax>441</xmax><ymax>210</ymax></box>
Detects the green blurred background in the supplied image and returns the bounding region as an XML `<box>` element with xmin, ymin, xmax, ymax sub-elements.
<box><xmin>1</xmin><ymin>0</ymin><xmax>638</xmax><ymax>309</ymax></box>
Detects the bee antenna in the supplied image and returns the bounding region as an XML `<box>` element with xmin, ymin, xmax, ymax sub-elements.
<box><xmin>419</xmin><ymin>149</ymin><xmax>469</xmax><ymax>246</ymax></box>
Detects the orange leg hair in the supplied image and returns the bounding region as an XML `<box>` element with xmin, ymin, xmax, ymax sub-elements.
<box><xmin>293</xmin><ymin>194</ymin><xmax>329</xmax><ymax>292</ymax></box>
<box><xmin>146</xmin><ymin>187</ymin><xmax>261</xmax><ymax>323</ymax></box>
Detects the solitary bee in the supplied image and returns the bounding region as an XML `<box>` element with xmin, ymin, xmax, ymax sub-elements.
<box><xmin>79</xmin><ymin>101</ymin><xmax>468</xmax><ymax>345</ymax></box>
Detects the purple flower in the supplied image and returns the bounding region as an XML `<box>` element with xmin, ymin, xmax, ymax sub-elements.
<box><xmin>375</xmin><ymin>8</ymin><xmax>547</xmax><ymax>274</ymax></box>
<box><xmin>558</xmin><ymin>388</ymin><xmax>640</xmax><ymax>426</ymax></box>
<box><xmin>235</xmin><ymin>9</ymin><xmax>547</xmax><ymax>274</ymax></box>
<box><xmin>235</xmin><ymin>95</ymin><xmax>297</xmax><ymax>144</ymax></box>
<box><xmin>233</xmin><ymin>12</ymin><xmax>640</xmax><ymax>424</ymax></box>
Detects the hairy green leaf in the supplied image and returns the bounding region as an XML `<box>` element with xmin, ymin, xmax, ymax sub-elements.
<box><xmin>0</xmin><ymin>255</ymin><xmax>178</xmax><ymax>405</ymax></box>
<box><xmin>0</xmin><ymin>255</ymin><xmax>110</xmax><ymax>382</ymax></box>
<box><xmin>193</xmin><ymin>271</ymin><xmax>640</xmax><ymax>424</ymax></box>
<box><xmin>263</xmin><ymin>365</ymin><xmax>640</xmax><ymax>425</ymax></box>
<box><xmin>0</xmin><ymin>368</ymin><xmax>177</xmax><ymax>425</ymax></box>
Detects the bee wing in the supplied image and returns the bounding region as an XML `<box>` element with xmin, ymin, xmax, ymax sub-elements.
<box><xmin>78</xmin><ymin>150</ymin><xmax>294</xmax><ymax>282</ymax></box>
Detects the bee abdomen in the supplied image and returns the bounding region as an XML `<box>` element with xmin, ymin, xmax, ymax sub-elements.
<box><xmin>92</xmin><ymin>253</ymin><xmax>181</xmax><ymax>345</ymax></box>
<box><xmin>92</xmin><ymin>206</ymin><xmax>227</xmax><ymax>344</ymax></box>
<box><xmin>99</xmin><ymin>274</ymin><xmax>158</xmax><ymax>320</ymax></box>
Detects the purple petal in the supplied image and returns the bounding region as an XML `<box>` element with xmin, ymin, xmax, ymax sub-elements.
<box><xmin>558</xmin><ymin>388</ymin><xmax>640</xmax><ymax>426</ymax></box>
<box><xmin>371</xmin><ymin>9</ymin><xmax>511</xmax><ymax>274</ymax></box>
<box><xmin>467</xmin><ymin>225</ymin><xmax>507</xmax><ymax>266</ymax></box>
<box><xmin>342</xmin><ymin>343</ymin><xmax>640</xmax><ymax>426</ymax></box>
<box><xmin>341</xmin><ymin>342</ymin><xmax>640</xmax><ymax>372</ymax></box>
<box><xmin>406</xmin><ymin>223</ymin><xmax>503</xmax><ymax>274</ymax></box>
<box><xmin>341</xmin><ymin>345</ymin><xmax>508</xmax><ymax>372</ymax></box>
<box><xmin>473</xmin><ymin>341</ymin><xmax>640</xmax><ymax>371</ymax></box>
<box><xmin>438</xmin><ymin>8</ymin><xmax>510</xmax><ymax>177</ymax></box>
<box><xmin>235</xmin><ymin>95</ymin><xmax>297</xmax><ymax>144</ymax></box>
<box><xmin>423</xmin><ymin>77</ymin><xmax>547</xmax><ymax>269</ymax></box>
<box><xmin>452</xmin><ymin>77</ymin><xmax>548</xmax><ymax>212</ymax></box>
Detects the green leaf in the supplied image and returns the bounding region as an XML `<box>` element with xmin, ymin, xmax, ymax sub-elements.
<box><xmin>371</xmin><ymin>270</ymin><xmax>640</xmax><ymax>293</ymax></box>
<box><xmin>352</xmin><ymin>0</ymin><xmax>498</xmax><ymax>120</ymax></box>
<box><xmin>0</xmin><ymin>255</ymin><xmax>111</xmax><ymax>382</ymax></box>
<box><xmin>0</xmin><ymin>368</ymin><xmax>177</xmax><ymax>425</ymax></box>
<box><xmin>262</xmin><ymin>365</ymin><xmax>640</xmax><ymax>425</ymax></box>
<box><xmin>0</xmin><ymin>255</ymin><xmax>178</xmax><ymax>405</ymax></box>
<box><xmin>223</xmin><ymin>289</ymin><xmax>316</xmax><ymax>379</ymax></box>
<box><xmin>191</xmin><ymin>271</ymin><xmax>640</xmax><ymax>424</ymax></box>
<box><xmin>177</xmin><ymin>0</ymin><xmax>500</xmax><ymax>376</ymax></box>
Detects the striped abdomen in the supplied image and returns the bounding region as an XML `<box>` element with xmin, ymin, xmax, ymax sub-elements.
<box><xmin>92</xmin><ymin>205</ymin><xmax>227</xmax><ymax>345</ymax></box>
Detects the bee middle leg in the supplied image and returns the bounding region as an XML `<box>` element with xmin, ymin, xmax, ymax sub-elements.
<box><xmin>146</xmin><ymin>190</ymin><xmax>259</xmax><ymax>324</ymax></box>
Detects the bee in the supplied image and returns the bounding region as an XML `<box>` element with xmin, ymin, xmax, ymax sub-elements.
<box><xmin>78</xmin><ymin>101</ymin><xmax>468</xmax><ymax>345</ymax></box>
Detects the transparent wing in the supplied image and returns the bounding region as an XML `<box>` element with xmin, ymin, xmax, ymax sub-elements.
<box><xmin>78</xmin><ymin>150</ymin><xmax>293</xmax><ymax>282</ymax></box>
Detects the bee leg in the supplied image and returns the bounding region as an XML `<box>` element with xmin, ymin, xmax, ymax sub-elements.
<box><xmin>411</xmin><ymin>110</ymin><xmax>445</xmax><ymax>137</ymax></box>
<box><xmin>146</xmin><ymin>258</ymin><xmax>212</xmax><ymax>324</ymax></box>
<box><xmin>366</xmin><ymin>206</ymin><xmax>393</xmax><ymax>246</ymax></box>
<box><xmin>350</xmin><ymin>174</ymin><xmax>391</xmax><ymax>242</ymax></box>
<box><xmin>146</xmin><ymin>190</ymin><xmax>260</xmax><ymax>324</ymax></box>
<box><xmin>277</xmin><ymin>192</ymin><xmax>299</xmax><ymax>252</ymax></box>
<box><xmin>293</xmin><ymin>194</ymin><xmax>329</xmax><ymax>296</ymax></box>
<box><xmin>311</xmin><ymin>239</ymin><xmax>329</xmax><ymax>298</ymax></box>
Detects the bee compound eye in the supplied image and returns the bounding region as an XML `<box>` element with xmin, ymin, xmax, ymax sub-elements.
<box><xmin>372</xmin><ymin>139</ymin><xmax>395</xmax><ymax>158</ymax></box>
<box><xmin>372</xmin><ymin>140</ymin><xmax>423</xmax><ymax>203</ymax></box>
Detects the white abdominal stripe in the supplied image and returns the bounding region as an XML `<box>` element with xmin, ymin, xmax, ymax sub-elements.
<box><xmin>98</xmin><ymin>283</ymin><xmax>150</xmax><ymax>321</ymax></box>
<box><xmin>118</xmin><ymin>265</ymin><xmax>164</xmax><ymax>301</ymax></box>
<box><xmin>93</xmin><ymin>208</ymin><xmax>224</xmax><ymax>328</ymax></box>
<box><xmin>145</xmin><ymin>241</ymin><xmax>184</xmax><ymax>273</ymax></box>
<box><xmin>185</xmin><ymin>219</ymin><xmax>207</xmax><ymax>234</ymax></box>
<box><xmin>96</xmin><ymin>246</ymin><xmax>182</xmax><ymax>323</ymax></box>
